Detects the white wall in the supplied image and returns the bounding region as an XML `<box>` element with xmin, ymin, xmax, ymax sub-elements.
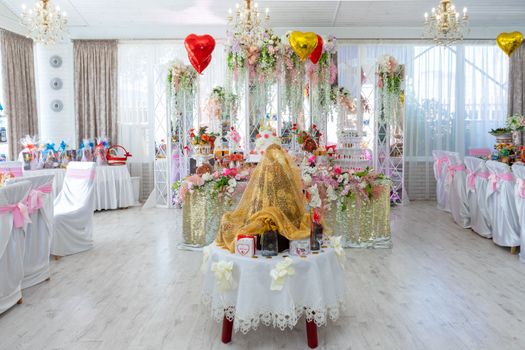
<box><xmin>35</xmin><ymin>42</ymin><xmax>76</xmax><ymax>147</ymax></box>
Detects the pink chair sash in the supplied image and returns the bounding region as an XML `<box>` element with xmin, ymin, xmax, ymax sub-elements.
<box><xmin>435</xmin><ymin>156</ymin><xmax>450</xmax><ymax>176</ymax></box>
<box><xmin>0</xmin><ymin>167</ymin><xmax>23</xmax><ymax>177</ymax></box>
<box><xmin>488</xmin><ymin>172</ymin><xmax>513</xmax><ymax>193</ymax></box>
<box><xmin>0</xmin><ymin>202</ymin><xmax>31</xmax><ymax>229</ymax></box>
<box><xmin>446</xmin><ymin>164</ymin><xmax>465</xmax><ymax>184</ymax></box>
<box><xmin>66</xmin><ymin>168</ymin><xmax>96</xmax><ymax>180</ymax></box>
<box><xmin>516</xmin><ymin>178</ymin><xmax>525</xmax><ymax>199</ymax></box>
<box><xmin>27</xmin><ymin>183</ymin><xmax>53</xmax><ymax>214</ymax></box>
<box><xmin>467</xmin><ymin>171</ymin><xmax>490</xmax><ymax>190</ymax></box>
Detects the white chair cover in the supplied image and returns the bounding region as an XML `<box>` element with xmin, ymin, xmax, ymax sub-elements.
<box><xmin>0</xmin><ymin>181</ymin><xmax>31</xmax><ymax>314</ymax></box>
<box><xmin>7</xmin><ymin>175</ymin><xmax>54</xmax><ymax>288</ymax></box>
<box><xmin>464</xmin><ymin>157</ymin><xmax>491</xmax><ymax>238</ymax></box>
<box><xmin>445</xmin><ymin>152</ymin><xmax>470</xmax><ymax>228</ymax></box>
<box><xmin>432</xmin><ymin>150</ymin><xmax>450</xmax><ymax>212</ymax></box>
<box><xmin>0</xmin><ymin>161</ymin><xmax>24</xmax><ymax>177</ymax></box>
<box><xmin>485</xmin><ymin>161</ymin><xmax>520</xmax><ymax>248</ymax></box>
<box><xmin>51</xmin><ymin>162</ymin><xmax>96</xmax><ymax>257</ymax></box>
<box><xmin>512</xmin><ymin>163</ymin><xmax>525</xmax><ymax>263</ymax></box>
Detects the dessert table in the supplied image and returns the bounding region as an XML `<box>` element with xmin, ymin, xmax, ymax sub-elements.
<box><xmin>201</xmin><ymin>243</ymin><xmax>346</xmax><ymax>348</ymax></box>
<box><xmin>24</xmin><ymin>165</ymin><xmax>136</xmax><ymax>211</ymax></box>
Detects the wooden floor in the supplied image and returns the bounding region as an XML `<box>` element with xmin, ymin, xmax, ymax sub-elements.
<box><xmin>1</xmin><ymin>202</ymin><xmax>525</xmax><ymax>350</ymax></box>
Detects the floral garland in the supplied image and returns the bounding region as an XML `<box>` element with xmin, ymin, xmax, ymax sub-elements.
<box><xmin>301</xmin><ymin>161</ymin><xmax>390</xmax><ymax>211</ymax></box>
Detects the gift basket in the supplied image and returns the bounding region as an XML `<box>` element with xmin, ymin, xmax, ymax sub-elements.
<box><xmin>106</xmin><ymin>145</ymin><xmax>132</xmax><ymax>166</ymax></box>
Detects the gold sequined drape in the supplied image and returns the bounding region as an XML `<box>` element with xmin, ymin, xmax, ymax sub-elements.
<box><xmin>216</xmin><ymin>145</ymin><xmax>311</xmax><ymax>252</ymax></box>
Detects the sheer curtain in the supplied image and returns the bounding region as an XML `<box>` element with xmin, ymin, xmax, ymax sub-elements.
<box><xmin>338</xmin><ymin>42</ymin><xmax>508</xmax><ymax>199</ymax></box>
<box><xmin>118</xmin><ymin>41</ymin><xmax>226</xmax><ymax>200</ymax></box>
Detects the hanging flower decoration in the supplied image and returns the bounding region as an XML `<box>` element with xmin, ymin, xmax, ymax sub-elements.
<box><xmin>168</xmin><ymin>59</ymin><xmax>198</xmax><ymax>94</ymax></box>
<box><xmin>377</xmin><ymin>55</ymin><xmax>402</xmax><ymax>95</ymax></box>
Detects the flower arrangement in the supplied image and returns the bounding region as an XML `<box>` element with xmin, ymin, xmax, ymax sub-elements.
<box><xmin>331</xmin><ymin>87</ymin><xmax>357</xmax><ymax>114</ymax></box>
<box><xmin>190</xmin><ymin>127</ymin><xmax>218</xmax><ymax>155</ymax></box>
<box><xmin>506</xmin><ymin>113</ymin><xmax>525</xmax><ymax>131</ymax></box>
<box><xmin>168</xmin><ymin>60</ymin><xmax>198</xmax><ymax>94</ymax></box>
<box><xmin>377</xmin><ymin>55</ymin><xmax>402</xmax><ymax>95</ymax></box>
<box><xmin>0</xmin><ymin>171</ymin><xmax>14</xmax><ymax>187</ymax></box>
<box><xmin>301</xmin><ymin>162</ymin><xmax>390</xmax><ymax>211</ymax></box>
<box><xmin>489</xmin><ymin>128</ymin><xmax>512</xmax><ymax>136</ymax></box>
<box><xmin>293</xmin><ymin>124</ymin><xmax>322</xmax><ymax>153</ymax></box>
<box><xmin>173</xmin><ymin>167</ymin><xmax>250</xmax><ymax>207</ymax></box>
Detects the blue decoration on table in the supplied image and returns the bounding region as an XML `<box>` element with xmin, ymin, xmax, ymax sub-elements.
<box><xmin>59</xmin><ymin>140</ymin><xmax>67</xmax><ymax>152</ymax></box>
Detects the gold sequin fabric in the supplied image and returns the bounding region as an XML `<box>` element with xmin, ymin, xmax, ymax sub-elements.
<box><xmin>215</xmin><ymin>144</ymin><xmax>311</xmax><ymax>252</ymax></box>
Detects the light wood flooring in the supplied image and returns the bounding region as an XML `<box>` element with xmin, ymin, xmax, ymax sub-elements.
<box><xmin>1</xmin><ymin>202</ymin><xmax>524</xmax><ymax>350</ymax></box>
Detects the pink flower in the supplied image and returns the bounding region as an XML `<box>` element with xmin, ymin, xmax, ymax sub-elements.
<box><xmin>186</xmin><ymin>174</ymin><xmax>204</xmax><ymax>187</ymax></box>
<box><xmin>223</xmin><ymin>168</ymin><xmax>238</xmax><ymax>177</ymax></box>
<box><xmin>334</xmin><ymin>166</ymin><xmax>342</xmax><ymax>175</ymax></box>
<box><xmin>308</xmin><ymin>155</ymin><xmax>317</xmax><ymax>165</ymax></box>
<box><xmin>213</xmin><ymin>171</ymin><xmax>220</xmax><ymax>179</ymax></box>
<box><xmin>264</xmin><ymin>134</ymin><xmax>269</xmax><ymax>139</ymax></box>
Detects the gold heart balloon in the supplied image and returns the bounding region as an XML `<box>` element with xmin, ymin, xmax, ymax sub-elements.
<box><xmin>496</xmin><ymin>32</ymin><xmax>524</xmax><ymax>57</ymax></box>
<box><xmin>289</xmin><ymin>31</ymin><xmax>318</xmax><ymax>61</ymax></box>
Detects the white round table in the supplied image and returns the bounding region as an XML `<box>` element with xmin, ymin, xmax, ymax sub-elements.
<box><xmin>201</xmin><ymin>242</ymin><xmax>346</xmax><ymax>348</ymax></box>
<box><xmin>24</xmin><ymin>165</ymin><xmax>136</xmax><ymax>211</ymax></box>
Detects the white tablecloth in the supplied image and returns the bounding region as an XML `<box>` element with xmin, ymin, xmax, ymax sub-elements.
<box><xmin>201</xmin><ymin>243</ymin><xmax>346</xmax><ymax>334</ymax></box>
<box><xmin>24</xmin><ymin>165</ymin><xmax>136</xmax><ymax>211</ymax></box>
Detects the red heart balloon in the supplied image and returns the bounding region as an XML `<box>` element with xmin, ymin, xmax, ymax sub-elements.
<box><xmin>189</xmin><ymin>53</ymin><xmax>212</xmax><ymax>75</ymax></box>
<box><xmin>184</xmin><ymin>34</ymin><xmax>216</xmax><ymax>74</ymax></box>
<box><xmin>309</xmin><ymin>35</ymin><xmax>324</xmax><ymax>64</ymax></box>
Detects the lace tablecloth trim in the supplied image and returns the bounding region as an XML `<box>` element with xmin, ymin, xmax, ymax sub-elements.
<box><xmin>202</xmin><ymin>293</ymin><xmax>345</xmax><ymax>334</ymax></box>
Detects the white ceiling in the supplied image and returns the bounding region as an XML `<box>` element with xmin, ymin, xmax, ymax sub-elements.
<box><xmin>1</xmin><ymin>0</ymin><xmax>525</xmax><ymax>40</ymax></box>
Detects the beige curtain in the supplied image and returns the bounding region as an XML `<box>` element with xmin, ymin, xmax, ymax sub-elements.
<box><xmin>0</xmin><ymin>30</ymin><xmax>38</xmax><ymax>160</ymax></box>
<box><xmin>74</xmin><ymin>40</ymin><xmax>118</xmax><ymax>143</ymax></box>
<box><xmin>508</xmin><ymin>44</ymin><xmax>525</xmax><ymax>115</ymax></box>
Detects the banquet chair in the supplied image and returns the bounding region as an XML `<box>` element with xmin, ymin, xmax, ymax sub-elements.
<box><xmin>445</xmin><ymin>152</ymin><xmax>470</xmax><ymax>228</ymax></box>
<box><xmin>0</xmin><ymin>181</ymin><xmax>31</xmax><ymax>314</ymax></box>
<box><xmin>512</xmin><ymin>163</ymin><xmax>525</xmax><ymax>262</ymax></box>
<box><xmin>51</xmin><ymin>162</ymin><xmax>96</xmax><ymax>257</ymax></box>
<box><xmin>468</xmin><ymin>148</ymin><xmax>491</xmax><ymax>158</ymax></box>
<box><xmin>7</xmin><ymin>175</ymin><xmax>54</xmax><ymax>288</ymax></box>
<box><xmin>432</xmin><ymin>150</ymin><xmax>450</xmax><ymax>212</ymax></box>
<box><xmin>0</xmin><ymin>161</ymin><xmax>24</xmax><ymax>177</ymax></box>
<box><xmin>485</xmin><ymin>161</ymin><xmax>520</xmax><ymax>251</ymax></box>
<box><xmin>464</xmin><ymin>157</ymin><xmax>491</xmax><ymax>238</ymax></box>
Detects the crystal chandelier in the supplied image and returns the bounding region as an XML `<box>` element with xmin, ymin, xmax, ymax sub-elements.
<box><xmin>227</xmin><ymin>0</ymin><xmax>270</xmax><ymax>44</ymax></box>
<box><xmin>423</xmin><ymin>0</ymin><xmax>469</xmax><ymax>46</ymax></box>
<box><xmin>21</xmin><ymin>0</ymin><xmax>68</xmax><ymax>45</ymax></box>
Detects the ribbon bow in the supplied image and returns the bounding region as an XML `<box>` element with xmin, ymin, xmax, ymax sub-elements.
<box><xmin>0</xmin><ymin>202</ymin><xmax>31</xmax><ymax>229</ymax></box>
<box><xmin>488</xmin><ymin>173</ymin><xmax>513</xmax><ymax>193</ymax></box>
<box><xmin>436</xmin><ymin>156</ymin><xmax>450</xmax><ymax>176</ymax></box>
<box><xmin>446</xmin><ymin>164</ymin><xmax>465</xmax><ymax>184</ymax></box>
<box><xmin>467</xmin><ymin>171</ymin><xmax>476</xmax><ymax>191</ymax></box>
<box><xmin>26</xmin><ymin>183</ymin><xmax>53</xmax><ymax>214</ymax></box>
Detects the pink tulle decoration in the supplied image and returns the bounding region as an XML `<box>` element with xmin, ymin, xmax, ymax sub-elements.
<box><xmin>329</xmin><ymin>62</ymin><xmax>337</xmax><ymax>85</ymax></box>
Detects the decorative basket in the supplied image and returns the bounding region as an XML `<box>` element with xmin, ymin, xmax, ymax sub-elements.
<box><xmin>106</xmin><ymin>145</ymin><xmax>132</xmax><ymax>166</ymax></box>
<box><xmin>193</xmin><ymin>144</ymin><xmax>212</xmax><ymax>156</ymax></box>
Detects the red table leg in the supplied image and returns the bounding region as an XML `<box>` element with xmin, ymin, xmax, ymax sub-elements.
<box><xmin>306</xmin><ymin>319</ymin><xmax>318</xmax><ymax>349</ymax></box>
<box><xmin>222</xmin><ymin>316</ymin><xmax>234</xmax><ymax>344</ymax></box>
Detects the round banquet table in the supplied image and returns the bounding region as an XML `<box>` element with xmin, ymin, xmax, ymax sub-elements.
<box><xmin>201</xmin><ymin>243</ymin><xmax>346</xmax><ymax>348</ymax></box>
<box><xmin>24</xmin><ymin>165</ymin><xmax>136</xmax><ymax>211</ymax></box>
